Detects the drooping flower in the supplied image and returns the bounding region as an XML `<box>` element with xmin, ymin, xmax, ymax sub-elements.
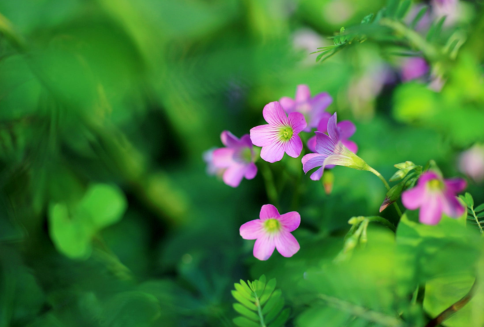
<box><xmin>402</xmin><ymin>171</ymin><xmax>467</xmax><ymax>225</ymax></box>
<box><xmin>459</xmin><ymin>145</ymin><xmax>484</xmax><ymax>183</ymax></box>
<box><xmin>212</xmin><ymin>131</ymin><xmax>257</xmax><ymax>187</ymax></box>
<box><xmin>240</xmin><ymin>204</ymin><xmax>300</xmax><ymax>261</ymax></box>
<box><xmin>279</xmin><ymin>85</ymin><xmax>332</xmax><ymax>131</ymax></box>
<box><xmin>306</xmin><ymin>112</ymin><xmax>358</xmax><ymax>154</ymax></box>
<box><xmin>302</xmin><ymin>113</ymin><xmax>369</xmax><ymax>181</ymax></box>
<box><xmin>250</xmin><ymin>101</ymin><xmax>307</xmax><ymax>163</ymax></box>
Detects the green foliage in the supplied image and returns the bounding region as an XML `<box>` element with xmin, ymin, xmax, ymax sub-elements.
<box><xmin>380</xmin><ymin>161</ymin><xmax>422</xmax><ymax>212</ymax></box>
<box><xmin>460</xmin><ymin>192</ymin><xmax>484</xmax><ymax>234</ymax></box>
<box><xmin>48</xmin><ymin>184</ymin><xmax>127</xmax><ymax>259</ymax></box>
<box><xmin>232</xmin><ymin>275</ymin><xmax>290</xmax><ymax>327</ymax></box>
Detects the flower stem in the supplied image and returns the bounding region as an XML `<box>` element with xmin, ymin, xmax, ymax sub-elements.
<box><xmin>424</xmin><ymin>279</ymin><xmax>477</xmax><ymax>327</ymax></box>
<box><xmin>368</xmin><ymin>167</ymin><xmax>403</xmax><ymax>217</ymax></box>
<box><xmin>260</xmin><ymin>162</ymin><xmax>278</xmax><ymax>207</ymax></box>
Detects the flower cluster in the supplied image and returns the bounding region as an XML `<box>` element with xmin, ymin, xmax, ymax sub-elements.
<box><xmin>205</xmin><ymin>84</ymin><xmax>468</xmax><ymax>261</ymax></box>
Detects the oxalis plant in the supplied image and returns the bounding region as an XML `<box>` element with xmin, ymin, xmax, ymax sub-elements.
<box><xmin>204</xmin><ymin>1</ymin><xmax>484</xmax><ymax>326</ymax></box>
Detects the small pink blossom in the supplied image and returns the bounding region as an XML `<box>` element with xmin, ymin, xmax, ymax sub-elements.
<box><xmin>250</xmin><ymin>101</ymin><xmax>307</xmax><ymax>163</ymax></box>
<box><xmin>302</xmin><ymin>113</ymin><xmax>368</xmax><ymax>181</ymax></box>
<box><xmin>279</xmin><ymin>85</ymin><xmax>332</xmax><ymax>131</ymax></box>
<box><xmin>307</xmin><ymin>112</ymin><xmax>358</xmax><ymax>154</ymax></box>
<box><xmin>402</xmin><ymin>171</ymin><xmax>467</xmax><ymax>225</ymax></box>
<box><xmin>459</xmin><ymin>145</ymin><xmax>484</xmax><ymax>183</ymax></box>
<box><xmin>212</xmin><ymin>131</ymin><xmax>257</xmax><ymax>188</ymax></box>
<box><xmin>401</xmin><ymin>57</ymin><xmax>429</xmax><ymax>81</ymax></box>
<box><xmin>240</xmin><ymin>204</ymin><xmax>300</xmax><ymax>261</ymax></box>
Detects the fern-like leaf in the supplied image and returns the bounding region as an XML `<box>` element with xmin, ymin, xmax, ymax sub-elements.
<box><xmin>232</xmin><ymin>275</ymin><xmax>290</xmax><ymax>327</ymax></box>
<box><xmin>460</xmin><ymin>192</ymin><xmax>484</xmax><ymax>234</ymax></box>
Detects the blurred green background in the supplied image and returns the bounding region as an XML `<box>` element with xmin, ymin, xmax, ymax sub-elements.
<box><xmin>0</xmin><ymin>0</ymin><xmax>484</xmax><ymax>326</ymax></box>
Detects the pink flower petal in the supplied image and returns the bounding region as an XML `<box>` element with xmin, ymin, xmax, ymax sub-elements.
<box><xmin>263</xmin><ymin>101</ymin><xmax>288</xmax><ymax>126</ymax></box>
<box><xmin>221</xmin><ymin>131</ymin><xmax>240</xmax><ymax>148</ymax></box>
<box><xmin>315</xmin><ymin>131</ymin><xmax>336</xmax><ymax>155</ymax></box>
<box><xmin>327</xmin><ymin>113</ymin><xmax>339</xmax><ymax>142</ymax></box>
<box><xmin>250</xmin><ymin>125</ymin><xmax>277</xmax><ymax>147</ymax></box>
<box><xmin>253</xmin><ymin>235</ymin><xmax>276</xmax><ymax>261</ymax></box>
<box><xmin>223</xmin><ymin>163</ymin><xmax>247</xmax><ymax>187</ymax></box>
<box><xmin>296</xmin><ymin>85</ymin><xmax>311</xmax><ymax>103</ymax></box>
<box><xmin>260</xmin><ymin>204</ymin><xmax>280</xmax><ymax>220</ymax></box>
<box><xmin>402</xmin><ymin>184</ymin><xmax>426</xmax><ymax>210</ymax></box>
<box><xmin>316</xmin><ymin>112</ymin><xmax>332</xmax><ymax>133</ymax></box>
<box><xmin>274</xmin><ymin>232</ymin><xmax>300</xmax><ymax>258</ymax></box>
<box><xmin>302</xmin><ymin>153</ymin><xmax>326</xmax><ymax>173</ymax></box>
<box><xmin>288</xmin><ymin>112</ymin><xmax>307</xmax><ymax>134</ymax></box>
<box><xmin>341</xmin><ymin>139</ymin><xmax>358</xmax><ymax>154</ymax></box>
<box><xmin>285</xmin><ymin>135</ymin><xmax>303</xmax><ymax>158</ymax></box>
<box><xmin>418</xmin><ymin>171</ymin><xmax>441</xmax><ymax>185</ymax></box>
<box><xmin>244</xmin><ymin>163</ymin><xmax>257</xmax><ymax>179</ymax></box>
<box><xmin>240</xmin><ymin>134</ymin><xmax>253</xmax><ymax>148</ymax></box>
<box><xmin>337</xmin><ymin>120</ymin><xmax>356</xmax><ymax>139</ymax></box>
<box><xmin>212</xmin><ymin>148</ymin><xmax>235</xmax><ymax>168</ymax></box>
<box><xmin>441</xmin><ymin>191</ymin><xmax>465</xmax><ymax>218</ymax></box>
<box><xmin>310</xmin><ymin>92</ymin><xmax>332</xmax><ymax>112</ymax></box>
<box><xmin>240</xmin><ymin>219</ymin><xmax>263</xmax><ymax>240</ymax></box>
<box><xmin>278</xmin><ymin>212</ymin><xmax>300</xmax><ymax>232</ymax></box>
<box><xmin>444</xmin><ymin>178</ymin><xmax>466</xmax><ymax>193</ymax></box>
<box><xmin>279</xmin><ymin>97</ymin><xmax>295</xmax><ymax>112</ymax></box>
<box><xmin>260</xmin><ymin>141</ymin><xmax>285</xmax><ymax>163</ymax></box>
<box><xmin>307</xmin><ymin>136</ymin><xmax>317</xmax><ymax>153</ymax></box>
<box><xmin>310</xmin><ymin>167</ymin><xmax>324</xmax><ymax>181</ymax></box>
<box><xmin>419</xmin><ymin>195</ymin><xmax>443</xmax><ymax>225</ymax></box>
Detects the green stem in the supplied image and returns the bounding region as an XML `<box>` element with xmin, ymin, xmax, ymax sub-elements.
<box><xmin>379</xmin><ymin>18</ymin><xmax>439</xmax><ymax>60</ymax></box>
<box><xmin>260</xmin><ymin>162</ymin><xmax>278</xmax><ymax>206</ymax></box>
<box><xmin>368</xmin><ymin>167</ymin><xmax>403</xmax><ymax>217</ymax></box>
<box><xmin>469</xmin><ymin>207</ymin><xmax>484</xmax><ymax>234</ymax></box>
<box><xmin>254</xmin><ymin>292</ymin><xmax>266</xmax><ymax>327</ymax></box>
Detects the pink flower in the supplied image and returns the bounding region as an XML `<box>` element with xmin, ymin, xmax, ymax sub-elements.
<box><xmin>240</xmin><ymin>204</ymin><xmax>300</xmax><ymax>261</ymax></box>
<box><xmin>250</xmin><ymin>101</ymin><xmax>307</xmax><ymax>163</ymax></box>
<box><xmin>306</xmin><ymin>112</ymin><xmax>358</xmax><ymax>154</ymax></box>
<box><xmin>212</xmin><ymin>131</ymin><xmax>257</xmax><ymax>187</ymax></box>
<box><xmin>203</xmin><ymin>148</ymin><xmax>224</xmax><ymax>176</ymax></box>
<box><xmin>302</xmin><ymin>113</ymin><xmax>368</xmax><ymax>181</ymax></box>
<box><xmin>279</xmin><ymin>85</ymin><xmax>332</xmax><ymax>131</ymax></box>
<box><xmin>401</xmin><ymin>57</ymin><xmax>429</xmax><ymax>81</ymax></box>
<box><xmin>459</xmin><ymin>145</ymin><xmax>484</xmax><ymax>183</ymax></box>
<box><xmin>402</xmin><ymin>171</ymin><xmax>467</xmax><ymax>225</ymax></box>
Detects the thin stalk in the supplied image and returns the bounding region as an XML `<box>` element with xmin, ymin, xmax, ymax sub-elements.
<box><xmin>425</xmin><ymin>280</ymin><xmax>477</xmax><ymax>327</ymax></box>
<box><xmin>368</xmin><ymin>167</ymin><xmax>403</xmax><ymax>217</ymax></box>
<box><xmin>254</xmin><ymin>291</ymin><xmax>266</xmax><ymax>327</ymax></box>
<box><xmin>469</xmin><ymin>206</ymin><xmax>484</xmax><ymax>234</ymax></box>
<box><xmin>260</xmin><ymin>162</ymin><xmax>278</xmax><ymax>206</ymax></box>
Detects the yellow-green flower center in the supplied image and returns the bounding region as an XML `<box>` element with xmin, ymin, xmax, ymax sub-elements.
<box><xmin>279</xmin><ymin>126</ymin><xmax>293</xmax><ymax>142</ymax></box>
<box><xmin>264</xmin><ymin>218</ymin><xmax>281</xmax><ymax>233</ymax></box>
<box><xmin>241</xmin><ymin>147</ymin><xmax>253</xmax><ymax>163</ymax></box>
<box><xmin>428</xmin><ymin>179</ymin><xmax>444</xmax><ymax>191</ymax></box>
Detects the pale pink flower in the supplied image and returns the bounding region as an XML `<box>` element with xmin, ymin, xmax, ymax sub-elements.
<box><xmin>402</xmin><ymin>171</ymin><xmax>466</xmax><ymax>225</ymax></box>
<box><xmin>459</xmin><ymin>145</ymin><xmax>484</xmax><ymax>183</ymax></box>
<box><xmin>250</xmin><ymin>101</ymin><xmax>307</xmax><ymax>163</ymax></box>
<box><xmin>212</xmin><ymin>131</ymin><xmax>257</xmax><ymax>187</ymax></box>
<box><xmin>240</xmin><ymin>204</ymin><xmax>300</xmax><ymax>261</ymax></box>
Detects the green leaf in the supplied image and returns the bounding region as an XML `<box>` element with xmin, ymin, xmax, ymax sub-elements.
<box><xmin>235</xmin><ymin>283</ymin><xmax>255</xmax><ymax>301</ymax></box>
<box><xmin>396</xmin><ymin>0</ymin><xmax>411</xmax><ymax>19</ymax></box>
<box><xmin>465</xmin><ymin>193</ymin><xmax>474</xmax><ymax>208</ymax></box>
<box><xmin>386</xmin><ymin>0</ymin><xmax>400</xmax><ymax>18</ymax></box>
<box><xmin>361</xmin><ymin>13</ymin><xmax>374</xmax><ymax>24</ymax></box>
<box><xmin>474</xmin><ymin>203</ymin><xmax>484</xmax><ymax>213</ymax></box>
<box><xmin>232</xmin><ymin>291</ymin><xmax>257</xmax><ymax>311</ymax></box>
<box><xmin>233</xmin><ymin>303</ymin><xmax>259</xmax><ymax>322</ymax></box>
<box><xmin>268</xmin><ymin>308</ymin><xmax>290</xmax><ymax>327</ymax></box>
<box><xmin>240</xmin><ymin>280</ymin><xmax>254</xmax><ymax>296</ymax></box>
<box><xmin>48</xmin><ymin>184</ymin><xmax>127</xmax><ymax>259</ymax></box>
<box><xmin>262</xmin><ymin>290</ymin><xmax>282</xmax><ymax>315</ymax></box>
<box><xmin>102</xmin><ymin>291</ymin><xmax>161</xmax><ymax>327</ymax></box>
<box><xmin>264</xmin><ymin>297</ymin><xmax>284</xmax><ymax>324</ymax></box>
<box><xmin>411</xmin><ymin>6</ymin><xmax>428</xmax><ymax>29</ymax></box>
<box><xmin>427</xmin><ymin>16</ymin><xmax>446</xmax><ymax>42</ymax></box>
<box><xmin>259</xmin><ymin>278</ymin><xmax>276</xmax><ymax>306</ymax></box>
<box><xmin>233</xmin><ymin>316</ymin><xmax>260</xmax><ymax>327</ymax></box>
